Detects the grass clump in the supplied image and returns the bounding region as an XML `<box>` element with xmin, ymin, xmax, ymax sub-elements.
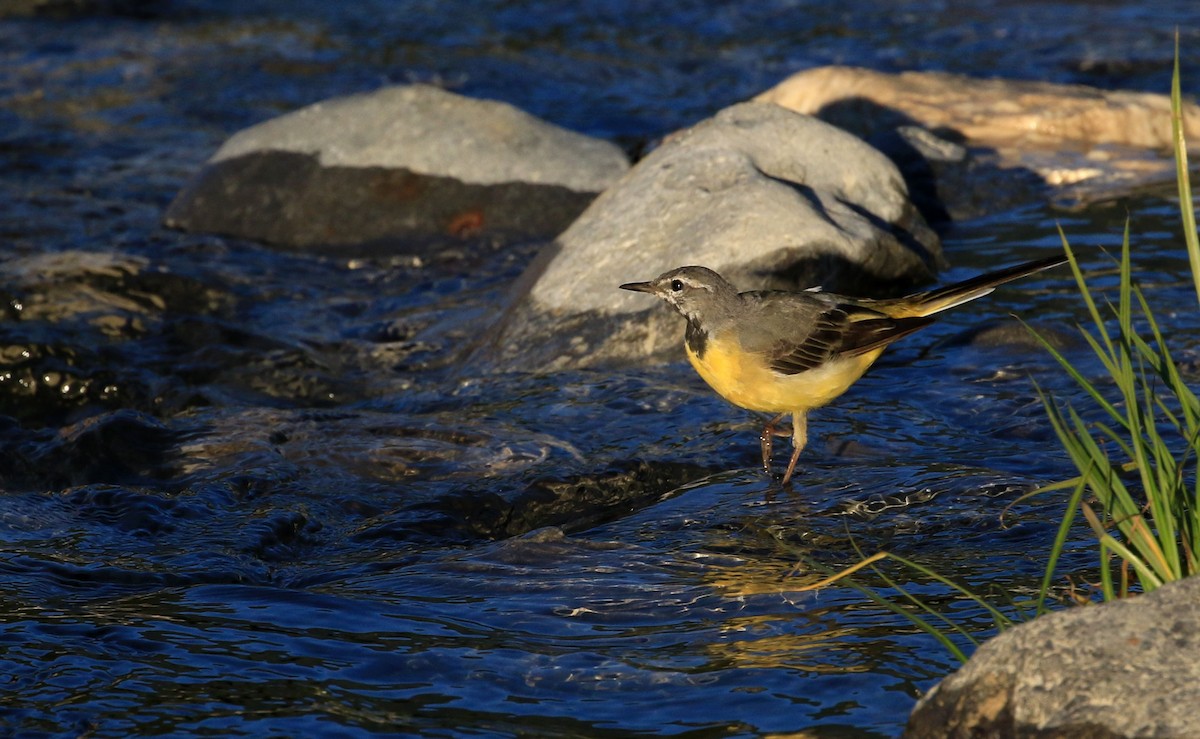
<box><xmin>1030</xmin><ymin>38</ymin><xmax>1200</xmax><ymax>603</ymax></box>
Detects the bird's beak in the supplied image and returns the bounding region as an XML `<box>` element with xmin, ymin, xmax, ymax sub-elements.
<box><xmin>620</xmin><ymin>280</ymin><xmax>657</xmax><ymax>294</ymax></box>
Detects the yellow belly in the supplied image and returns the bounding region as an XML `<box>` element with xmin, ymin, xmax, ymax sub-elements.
<box><xmin>686</xmin><ymin>334</ymin><xmax>883</xmax><ymax>413</ymax></box>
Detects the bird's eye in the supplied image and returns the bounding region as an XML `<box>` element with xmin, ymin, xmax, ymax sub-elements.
<box><xmin>670</xmin><ymin>279</ymin><xmax>684</xmax><ymax>292</ymax></box>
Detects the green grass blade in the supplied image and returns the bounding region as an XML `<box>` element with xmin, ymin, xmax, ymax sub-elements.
<box><xmin>1172</xmin><ymin>31</ymin><xmax>1200</xmax><ymax>305</ymax></box>
<box><xmin>789</xmin><ymin>550</ymin><xmax>975</xmax><ymax>663</ymax></box>
<box><xmin>1025</xmin><ymin>321</ymin><xmax>1126</xmax><ymax>426</ymax></box>
<box><xmin>1118</xmin><ymin>219</ymin><xmax>1134</xmax><ymax>343</ymax></box>
<box><xmin>1058</xmin><ymin>228</ymin><xmax>1120</xmax><ymax>361</ymax></box>
<box><xmin>1036</xmin><ymin>475</ymin><xmax>1090</xmax><ymax>615</ymax></box>
<box><xmin>881</xmin><ymin>551</ymin><xmax>1016</xmax><ymax>630</ymax></box>
<box><xmin>1080</xmin><ymin>502</ymin><xmax>1167</xmax><ymax>592</ymax></box>
<box><xmin>840</xmin><ymin>578</ymin><xmax>972</xmax><ymax>663</ymax></box>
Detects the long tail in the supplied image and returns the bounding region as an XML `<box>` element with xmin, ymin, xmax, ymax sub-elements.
<box><xmin>891</xmin><ymin>255</ymin><xmax>1068</xmax><ymax>318</ymax></box>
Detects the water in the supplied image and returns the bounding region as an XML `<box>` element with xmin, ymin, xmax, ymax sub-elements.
<box><xmin>4</xmin><ymin>2</ymin><xmax>1200</xmax><ymax>736</ymax></box>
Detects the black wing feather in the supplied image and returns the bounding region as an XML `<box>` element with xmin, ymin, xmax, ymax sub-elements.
<box><xmin>767</xmin><ymin>303</ymin><xmax>935</xmax><ymax>376</ymax></box>
<box><xmin>767</xmin><ymin>306</ymin><xmax>849</xmax><ymax>374</ymax></box>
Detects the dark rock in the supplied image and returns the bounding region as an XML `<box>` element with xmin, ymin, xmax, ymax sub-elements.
<box><xmin>164</xmin><ymin>84</ymin><xmax>630</xmax><ymax>251</ymax></box>
<box><xmin>938</xmin><ymin>319</ymin><xmax>1079</xmax><ymax>352</ymax></box>
<box><xmin>410</xmin><ymin>461</ymin><xmax>711</xmax><ymax>541</ymax></box>
<box><xmin>0</xmin><ymin>251</ymin><xmax>224</xmax><ymax>423</ymax></box>
<box><xmin>164</xmin><ymin>150</ymin><xmax>599</xmax><ymax>254</ymax></box>
<box><xmin>906</xmin><ymin>576</ymin><xmax>1200</xmax><ymax>738</ymax></box>
<box><xmin>482</xmin><ymin>102</ymin><xmax>942</xmax><ymax>372</ymax></box>
<box><xmin>2</xmin><ymin>409</ymin><xmax>181</xmax><ymax>489</ymax></box>
<box><xmin>865</xmin><ymin>125</ymin><xmax>1049</xmax><ymax>225</ymax></box>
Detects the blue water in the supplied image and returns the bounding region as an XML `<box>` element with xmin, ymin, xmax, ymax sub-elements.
<box><xmin>3</xmin><ymin>2</ymin><xmax>1200</xmax><ymax>736</ymax></box>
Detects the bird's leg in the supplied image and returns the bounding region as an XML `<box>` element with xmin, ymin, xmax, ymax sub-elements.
<box><xmin>781</xmin><ymin>412</ymin><xmax>808</xmax><ymax>487</ymax></box>
<box><xmin>759</xmin><ymin>412</ymin><xmax>788</xmax><ymax>475</ymax></box>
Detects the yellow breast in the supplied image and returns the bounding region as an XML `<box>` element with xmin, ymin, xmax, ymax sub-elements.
<box><xmin>685</xmin><ymin>330</ymin><xmax>883</xmax><ymax>414</ymax></box>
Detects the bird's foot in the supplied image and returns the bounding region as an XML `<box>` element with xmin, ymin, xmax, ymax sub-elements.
<box><xmin>779</xmin><ymin>437</ymin><xmax>804</xmax><ymax>487</ymax></box>
<box><xmin>759</xmin><ymin>412</ymin><xmax>790</xmax><ymax>476</ymax></box>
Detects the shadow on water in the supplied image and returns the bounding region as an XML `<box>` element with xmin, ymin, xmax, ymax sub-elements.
<box><xmin>4</xmin><ymin>2</ymin><xmax>1200</xmax><ymax>737</ymax></box>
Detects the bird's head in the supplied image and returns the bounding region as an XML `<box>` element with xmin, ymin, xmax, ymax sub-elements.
<box><xmin>620</xmin><ymin>266</ymin><xmax>739</xmax><ymax>325</ymax></box>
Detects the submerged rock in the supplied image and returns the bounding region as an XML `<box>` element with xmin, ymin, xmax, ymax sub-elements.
<box><xmin>484</xmin><ymin>102</ymin><xmax>941</xmax><ymax>371</ymax></box>
<box><xmin>0</xmin><ymin>250</ymin><xmax>231</xmax><ymax>423</ymax></box>
<box><xmin>169</xmin><ymin>405</ymin><xmax>708</xmax><ymax>544</ymax></box>
<box><xmin>164</xmin><ymin>84</ymin><xmax>630</xmax><ymax>251</ymax></box>
<box><xmin>906</xmin><ymin>576</ymin><xmax>1200</xmax><ymax>738</ymax></box>
<box><xmin>0</xmin><ymin>409</ymin><xmax>179</xmax><ymax>490</ymax></box>
<box><xmin>756</xmin><ymin>66</ymin><xmax>1200</xmax><ymax>215</ymax></box>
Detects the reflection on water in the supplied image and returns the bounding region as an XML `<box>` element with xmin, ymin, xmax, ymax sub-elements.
<box><xmin>4</xmin><ymin>1</ymin><xmax>1200</xmax><ymax>736</ymax></box>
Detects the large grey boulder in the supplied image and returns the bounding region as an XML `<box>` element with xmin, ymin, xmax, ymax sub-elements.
<box><xmin>164</xmin><ymin>84</ymin><xmax>630</xmax><ymax>250</ymax></box>
<box><xmin>484</xmin><ymin>101</ymin><xmax>941</xmax><ymax>371</ymax></box>
<box><xmin>906</xmin><ymin>576</ymin><xmax>1200</xmax><ymax>738</ymax></box>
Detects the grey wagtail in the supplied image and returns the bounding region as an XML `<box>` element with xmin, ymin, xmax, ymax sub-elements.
<box><xmin>620</xmin><ymin>255</ymin><xmax>1067</xmax><ymax>486</ymax></box>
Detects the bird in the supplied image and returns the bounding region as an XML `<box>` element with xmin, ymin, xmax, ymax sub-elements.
<box><xmin>620</xmin><ymin>255</ymin><xmax>1067</xmax><ymax>486</ymax></box>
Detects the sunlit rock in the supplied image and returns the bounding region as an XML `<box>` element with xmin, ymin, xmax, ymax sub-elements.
<box><xmin>756</xmin><ymin>66</ymin><xmax>1200</xmax><ymax>214</ymax></box>
<box><xmin>486</xmin><ymin>102</ymin><xmax>942</xmax><ymax>371</ymax></box>
<box><xmin>164</xmin><ymin>85</ymin><xmax>630</xmax><ymax>251</ymax></box>
<box><xmin>906</xmin><ymin>576</ymin><xmax>1200</xmax><ymax>738</ymax></box>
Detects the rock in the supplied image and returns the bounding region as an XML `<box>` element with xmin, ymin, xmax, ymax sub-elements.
<box><xmin>0</xmin><ymin>250</ymin><xmax>228</xmax><ymax>423</ymax></box>
<box><xmin>483</xmin><ymin>102</ymin><xmax>941</xmax><ymax>371</ymax></box>
<box><xmin>169</xmin><ymin>405</ymin><xmax>708</xmax><ymax>543</ymax></box>
<box><xmin>857</xmin><ymin>125</ymin><xmax>1048</xmax><ymax>224</ymax></box>
<box><xmin>905</xmin><ymin>576</ymin><xmax>1200</xmax><ymax>738</ymax></box>
<box><xmin>758</xmin><ymin>66</ymin><xmax>1200</xmax><ymax>150</ymax></box>
<box><xmin>756</xmin><ymin>66</ymin><xmax>1200</xmax><ymax>213</ymax></box>
<box><xmin>938</xmin><ymin>319</ymin><xmax>1078</xmax><ymax>352</ymax></box>
<box><xmin>164</xmin><ymin>84</ymin><xmax>630</xmax><ymax>251</ymax></box>
<box><xmin>0</xmin><ymin>409</ymin><xmax>179</xmax><ymax>490</ymax></box>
